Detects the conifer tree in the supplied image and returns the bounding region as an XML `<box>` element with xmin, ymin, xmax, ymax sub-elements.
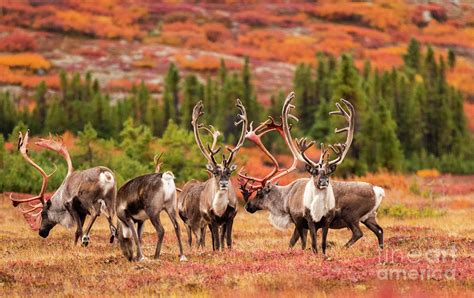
<box><xmin>163</xmin><ymin>63</ymin><xmax>180</xmax><ymax>124</ymax></box>
<box><xmin>241</xmin><ymin>56</ymin><xmax>261</xmax><ymax>123</ymax></box>
<box><xmin>448</xmin><ymin>49</ymin><xmax>456</xmax><ymax>69</ymax></box>
<box><xmin>32</xmin><ymin>81</ymin><xmax>47</xmax><ymax>133</ymax></box>
<box><xmin>120</xmin><ymin>117</ymin><xmax>152</xmax><ymax>162</ymax></box>
<box><xmin>0</xmin><ymin>92</ymin><xmax>17</xmax><ymax>138</ymax></box>
<box><xmin>404</xmin><ymin>38</ymin><xmax>421</xmax><ymax>70</ymax></box>
<box><xmin>181</xmin><ymin>74</ymin><xmax>202</xmax><ymax>130</ymax></box>
<box><xmin>77</xmin><ymin>122</ymin><xmax>98</xmax><ymax>167</ymax></box>
<box><xmin>45</xmin><ymin>98</ymin><xmax>68</xmax><ymax>134</ymax></box>
<box><xmin>294</xmin><ymin>63</ymin><xmax>314</xmax><ymax>129</ymax></box>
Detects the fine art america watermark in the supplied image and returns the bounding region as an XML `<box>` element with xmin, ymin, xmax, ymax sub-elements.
<box><xmin>377</xmin><ymin>246</ymin><xmax>457</xmax><ymax>281</ymax></box>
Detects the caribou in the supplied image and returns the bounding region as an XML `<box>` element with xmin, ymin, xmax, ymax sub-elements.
<box><xmin>178</xmin><ymin>99</ymin><xmax>247</xmax><ymax>251</ymax></box>
<box><xmin>116</xmin><ymin>154</ymin><xmax>186</xmax><ymax>262</ymax></box>
<box><xmin>10</xmin><ymin>130</ymin><xmax>117</xmax><ymax>246</ymax></box>
<box><xmin>240</xmin><ymin>92</ymin><xmax>385</xmax><ymax>254</ymax></box>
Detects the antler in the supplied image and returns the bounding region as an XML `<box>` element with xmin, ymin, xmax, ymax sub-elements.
<box><xmin>10</xmin><ymin>130</ymin><xmax>57</xmax><ymax>207</ymax></box>
<box><xmin>223</xmin><ymin>99</ymin><xmax>248</xmax><ymax>167</ymax></box>
<box><xmin>192</xmin><ymin>101</ymin><xmax>222</xmax><ymax>167</ymax></box>
<box><xmin>35</xmin><ymin>134</ymin><xmax>73</xmax><ymax>177</ymax></box>
<box><xmin>238</xmin><ymin>92</ymin><xmax>302</xmax><ymax>194</ymax></box>
<box><xmin>154</xmin><ymin>153</ymin><xmax>163</xmax><ymax>173</ymax></box>
<box><xmin>327</xmin><ymin>98</ymin><xmax>355</xmax><ymax>166</ymax></box>
<box><xmin>293</xmin><ymin>98</ymin><xmax>355</xmax><ymax>168</ymax></box>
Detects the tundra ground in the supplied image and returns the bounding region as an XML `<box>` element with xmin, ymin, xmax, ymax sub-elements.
<box><xmin>0</xmin><ymin>184</ymin><xmax>473</xmax><ymax>297</ymax></box>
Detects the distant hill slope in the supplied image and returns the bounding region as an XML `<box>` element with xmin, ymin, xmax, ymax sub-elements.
<box><xmin>0</xmin><ymin>1</ymin><xmax>473</xmax><ymax>116</ymax></box>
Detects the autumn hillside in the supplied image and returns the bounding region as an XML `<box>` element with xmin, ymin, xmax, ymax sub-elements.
<box><xmin>1</xmin><ymin>1</ymin><xmax>473</xmax><ymax>101</ymax></box>
<box><xmin>1</xmin><ymin>0</ymin><xmax>474</xmax><ymax>192</ymax></box>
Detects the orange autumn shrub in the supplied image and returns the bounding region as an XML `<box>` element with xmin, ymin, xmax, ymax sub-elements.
<box><xmin>107</xmin><ymin>79</ymin><xmax>160</xmax><ymax>93</ymax></box>
<box><xmin>363</xmin><ymin>46</ymin><xmax>405</xmax><ymax>70</ymax></box>
<box><xmin>308</xmin><ymin>2</ymin><xmax>406</xmax><ymax>30</ymax></box>
<box><xmin>131</xmin><ymin>58</ymin><xmax>156</xmax><ymax>69</ymax></box>
<box><xmin>202</xmin><ymin>23</ymin><xmax>232</xmax><ymax>43</ymax></box>
<box><xmin>174</xmin><ymin>54</ymin><xmax>241</xmax><ymax>72</ymax></box>
<box><xmin>355</xmin><ymin>170</ymin><xmax>408</xmax><ymax>191</ymax></box>
<box><xmin>416</xmin><ymin>169</ymin><xmax>441</xmax><ymax>178</ymax></box>
<box><xmin>0</xmin><ymin>53</ymin><xmax>51</xmax><ymax>70</ymax></box>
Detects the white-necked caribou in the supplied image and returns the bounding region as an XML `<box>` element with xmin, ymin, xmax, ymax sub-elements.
<box><xmin>239</xmin><ymin>92</ymin><xmax>385</xmax><ymax>254</ymax></box>
<box><xmin>178</xmin><ymin>99</ymin><xmax>247</xmax><ymax>251</ymax></box>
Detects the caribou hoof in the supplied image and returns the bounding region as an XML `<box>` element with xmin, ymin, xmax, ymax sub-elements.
<box><xmin>136</xmin><ymin>256</ymin><xmax>147</xmax><ymax>262</ymax></box>
<box><xmin>180</xmin><ymin>255</ymin><xmax>188</xmax><ymax>262</ymax></box>
<box><xmin>81</xmin><ymin>235</ymin><xmax>90</xmax><ymax>247</ymax></box>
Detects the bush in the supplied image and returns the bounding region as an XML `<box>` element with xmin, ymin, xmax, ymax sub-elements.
<box><xmin>379</xmin><ymin>204</ymin><xmax>445</xmax><ymax>219</ymax></box>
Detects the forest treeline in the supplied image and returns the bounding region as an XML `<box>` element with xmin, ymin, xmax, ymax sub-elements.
<box><xmin>1</xmin><ymin>40</ymin><xmax>473</xmax><ymax>193</ymax></box>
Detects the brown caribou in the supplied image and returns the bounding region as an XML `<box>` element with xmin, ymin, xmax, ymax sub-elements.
<box><xmin>240</xmin><ymin>92</ymin><xmax>384</xmax><ymax>254</ymax></box>
<box><xmin>115</xmin><ymin>153</ymin><xmax>186</xmax><ymax>262</ymax></box>
<box><xmin>178</xmin><ymin>99</ymin><xmax>247</xmax><ymax>251</ymax></box>
<box><xmin>10</xmin><ymin>130</ymin><xmax>117</xmax><ymax>246</ymax></box>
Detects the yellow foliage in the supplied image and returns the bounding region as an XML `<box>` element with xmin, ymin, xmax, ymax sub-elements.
<box><xmin>416</xmin><ymin>169</ymin><xmax>441</xmax><ymax>178</ymax></box>
<box><xmin>0</xmin><ymin>53</ymin><xmax>51</xmax><ymax>70</ymax></box>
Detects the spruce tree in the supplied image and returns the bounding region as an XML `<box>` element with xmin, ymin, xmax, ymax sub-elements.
<box><xmin>403</xmin><ymin>38</ymin><xmax>421</xmax><ymax>70</ymax></box>
<box><xmin>77</xmin><ymin>122</ymin><xmax>98</xmax><ymax>167</ymax></box>
<box><xmin>294</xmin><ymin>63</ymin><xmax>314</xmax><ymax>129</ymax></box>
<box><xmin>181</xmin><ymin>74</ymin><xmax>201</xmax><ymax>130</ymax></box>
<box><xmin>241</xmin><ymin>56</ymin><xmax>261</xmax><ymax>123</ymax></box>
<box><xmin>448</xmin><ymin>49</ymin><xmax>456</xmax><ymax>69</ymax></box>
<box><xmin>45</xmin><ymin>98</ymin><xmax>68</xmax><ymax>134</ymax></box>
<box><xmin>163</xmin><ymin>63</ymin><xmax>180</xmax><ymax>124</ymax></box>
<box><xmin>32</xmin><ymin>81</ymin><xmax>47</xmax><ymax>133</ymax></box>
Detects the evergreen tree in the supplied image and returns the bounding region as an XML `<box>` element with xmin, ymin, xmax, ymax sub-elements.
<box><xmin>181</xmin><ymin>74</ymin><xmax>202</xmax><ymax>130</ymax></box>
<box><xmin>45</xmin><ymin>98</ymin><xmax>68</xmax><ymax>134</ymax></box>
<box><xmin>398</xmin><ymin>84</ymin><xmax>424</xmax><ymax>159</ymax></box>
<box><xmin>77</xmin><ymin>122</ymin><xmax>98</xmax><ymax>167</ymax></box>
<box><xmin>294</xmin><ymin>63</ymin><xmax>314</xmax><ymax>129</ymax></box>
<box><xmin>119</xmin><ymin>117</ymin><xmax>152</xmax><ymax>162</ymax></box>
<box><xmin>163</xmin><ymin>63</ymin><xmax>180</xmax><ymax>124</ymax></box>
<box><xmin>31</xmin><ymin>81</ymin><xmax>47</xmax><ymax>133</ymax></box>
<box><xmin>404</xmin><ymin>38</ymin><xmax>421</xmax><ymax>70</ymax></box>
<box><xmin>377</xmin><ymin>101</ymin><xmax>403</xmax><ymax>171</ymax></box>
<box><xmin>241</xmin><ymin>57</ymin><xmax>261</xmax><ymax>123</ymax></box>
<box><xmin>448</xmin><ymin>49</ymin><xmax>456</xmax><ymax>69</ymax></box>
<box><xmin>0</xmin><ymin>92</ymin><xmax>17</xmax><ymax>138</ymax></box>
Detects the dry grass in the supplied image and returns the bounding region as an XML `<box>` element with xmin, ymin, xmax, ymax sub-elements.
<box><xmin>0</xmin><ymin>188</ymin><xmax>473</xmax><ymax>297</ymax></box>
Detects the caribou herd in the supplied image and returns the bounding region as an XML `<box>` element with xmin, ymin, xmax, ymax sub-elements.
<box><xmin>10</xmin><ymin>92</ymin><xmax>385</xmax><ymax>262</ymax></box>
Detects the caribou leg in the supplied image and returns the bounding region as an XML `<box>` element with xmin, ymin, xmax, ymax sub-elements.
<box><xmin>209</xmin><ymin>223</ymin><xmax>220</xmax><ymax>251</ymax></box>
<box><xmin>219</xmin><ymin>223</ymin><xmax>227</xmax><ymax>251</ymax></box>
<box><xmin>137</xmin><ymin>221</ymin><xmax>145</xmax><ymax>245</ymax></box>
<box><xmin>344</xmin><ymin>221</ymin><xmax>363</xmax><ymax>248</ymax></box>
<box><xmin>65</xmin><ymin>199</ymin><xmax>85</xmax><ymax>245</ymax></box>
<box><xmin>165</xmin><ymin>209</ymin><xmax>187</xmax><ymax>261</ymax></box>
<box><xmin>81</xmin><ymin>211</ymin><xmax>99</xmax><ymax>247</ymax></box>
<box><xmin>226</xmin><ymin>217</ymin><xmax>235</xmax><ymax>249</ymax></box>
<box><xmin>149</xmin><ymin>214</ymin><xmax>165</xmax><ymax>260</ymax></box>
<box><xmin>362</xmin><ymin>216</ymin><xmax>384</xmax><ymax>249</ymax></box>
<box><xmin>289</xmin><ymin>227</ymin><xmax>300</xmax><ymax>248</ymax></box>
<box><xmin>186</xmin><ymin>225</ymin><xmax>193</xmax><ymax>248</ymax></box>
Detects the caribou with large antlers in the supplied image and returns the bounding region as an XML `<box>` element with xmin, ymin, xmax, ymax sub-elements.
<box><xmin>10</xmin><ymin>130</ymin><xmax>117</xmax><ymax>246</ymax></box>
<box><xmin>178</xmin><ymin>99</ymin><xmax>247</xmax><ymax>251</ymax></box>
<box><xmin>240</xmin><ymin>92</ymin><xmax>385</xmax><ymax>254</ymax></box>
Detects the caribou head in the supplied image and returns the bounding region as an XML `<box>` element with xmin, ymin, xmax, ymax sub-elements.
<box><xmin>290</xmin><ymin>98</ymin><xmax>355</xmax><ymax>190</ymax></box>
<box><xmin>238</xmin><ymin>92</ymin><xmax>301</xmax><ymax>213</ymax></box>
<box><xmin>192</xmin><ymin>99</ymin><xmax>247</xmax><ymax>194</ymax></box>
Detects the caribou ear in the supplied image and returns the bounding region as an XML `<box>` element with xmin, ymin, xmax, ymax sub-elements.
<box><xmin>206</xmin><ymin>164</ymin><xmax>214</xmax><ymax>173</ymax></box>
<box><xmin>229</xmin><ymin>164</ymin><xmax>237</xmax><ymax>172</ymax></box>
